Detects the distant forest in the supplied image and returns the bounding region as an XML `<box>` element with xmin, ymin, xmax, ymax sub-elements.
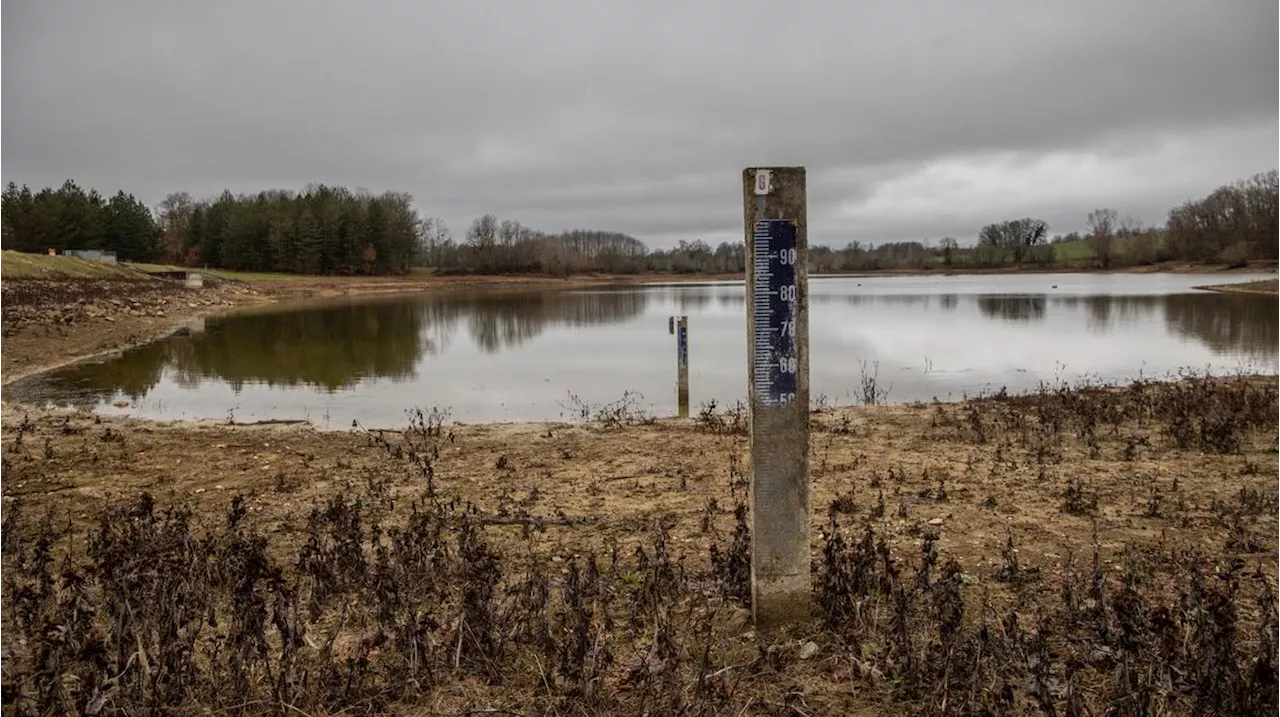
<box><xmin>2</xmin><ymin>170</ymin><xmax>1275</xmax><ymax>276</ymax></box>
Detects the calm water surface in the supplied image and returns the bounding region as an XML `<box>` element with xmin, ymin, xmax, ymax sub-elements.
<box><xmin>6</xmin><ymin>273</ymin><xmax>1276</xmax><ymax>427</ymax></box>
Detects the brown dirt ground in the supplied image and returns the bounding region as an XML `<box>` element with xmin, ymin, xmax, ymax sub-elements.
<box><xmin>2</xmin><ymin>383</ymin><xmax>1277</xmax><ymax>715</ymax></box>
<box><xmin>3</xmin><ymin>387</ymin><xmax>1275</xmax><ymax>586</ymax></box>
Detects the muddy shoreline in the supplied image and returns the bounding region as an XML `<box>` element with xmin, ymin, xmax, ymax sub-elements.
<box><xmin>1191</xmin><ymin>278</ymin><xmax>1279</xmax><ymax>296</ymax></box>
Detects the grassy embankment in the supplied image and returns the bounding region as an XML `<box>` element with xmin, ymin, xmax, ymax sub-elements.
<box><xmin>1</xmin><ymin>250</ymin><xmax>153</xmax><ymax>279</ymax></box>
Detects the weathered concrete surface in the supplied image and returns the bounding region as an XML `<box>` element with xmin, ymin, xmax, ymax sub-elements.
<box><xmin>677</xmin><ymin>315</ymin><xmax>690</xmax><ymax>418</ymax></box>
<box><xmin>742</xmin><ymin>167</ymin><xmax>811</xmax><ymax>629</ymax></box>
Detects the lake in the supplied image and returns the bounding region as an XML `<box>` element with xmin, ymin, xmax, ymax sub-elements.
<box><xmin>5</xmin><ymin>273</ymin><xmax>1276</xmax><ymax>427</ymax></box>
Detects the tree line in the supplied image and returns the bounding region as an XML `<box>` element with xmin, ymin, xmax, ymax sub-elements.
<box><xmin>1165</xmin><ymin>170</ymin><xmax>1277</xmax><ymax>264</ymax></box>
<box><xmin>419</xmin><ymin>217</ymin><xmax>652</xmax><ymax>275</ymax></box>
<box><xmin>809</xmin><ymin>169</ymin><xmax>1277</xmax><ymax>273</ymax></box>
<box><xmin>154</xmin><ymin>186</ymin><xmax>419</xmax><ymax>275</ymax></box>
<box><xmin>1</xmin><ymin>180</ymin><xmax>161</xmax><ymax>261</ymax></box>
<box><xmin>3</xmin><ymin>169</ymin><xmax>1274</xmax><ymax>276</ymax></box>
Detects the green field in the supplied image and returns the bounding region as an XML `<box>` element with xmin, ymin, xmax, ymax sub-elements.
<box><xmin>1051</xmin><ymin>238</ymin><xmax>1096</xmax><ymax>263</ymax></box>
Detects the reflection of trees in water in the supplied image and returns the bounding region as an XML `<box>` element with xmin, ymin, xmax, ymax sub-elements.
<box><xmin>672</xmin><ymin>291</ymin><xmax>714</xmax><ymax>312</ymax></box>
<box><xmin>976</xmin><ymin>296</ymin><xmax>1047</xmax><ymax>323</ymax></box>
<box><xmin>22</xmin><ymin>288</ymin><xmax>1271</xmax><ymax>412</ymax></box>
<box><xmin>22</xmin><ymin>290</ymin><xmax>651</xmax><ymax>404</ymax></box>
<box><xmin>173</xmin><ymin>301</ymin><xmax>427</xmax><ymax>391</ymax></box>
<box><xmin>714</xmin><ymin>294</ymin><xmax>940</xmax><ymax>309</ymax></box>
<box><xmin>839</xmin><ymin>294</ymin><xmax>935</xmax><ymax>309</ymax></box>
<box><xmin>430</xmin><ymin>290</ymin><xmax>649</xmax><ymax>353</ymax></box>
<box><xmin>979</xmin><ymin>294</ymin><xmax>1276</xmax><ymax>359</ymax></box>
<box><xmin>30</xmin><ymin>302</ymin><xmax>428</xmax><ymax>405</ymax></box>
<box><xmin>1053</xmin><ymin>296</ymin><xmax>1163</xmax><ymax>333</ymax></box>
<box><xmin>22</xmin><ymin>340</ymin><xmax>175</xmax><ymax>410</ymax></box>
<box><xmin>1162</xmin><ymin>295</ymin><xmax>1278</xmax><ymax>360</ymax></box>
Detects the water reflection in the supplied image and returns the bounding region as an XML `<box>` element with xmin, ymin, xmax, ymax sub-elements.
<box><xmin>16</xmin><ymin>289</ymin><xmax>650</xmax><ymax>407</ymax></box>
<box><xmin>444</xmin><ymin>290</ymin><xmax>649</xmax><ymax>353</ymax></box>
<box><xmin>700</xmin><ymin>292</ymin><xmax>1276</xmax><ymax>359</ymax></box>
<box><xmin>1163</xmin><ymin>295</ymin><xmax>1278</xmax><ymax>360</ymax></box>
<box><xmin>5</xmin><ymin>279</ymin><xmax>1275</xmax><ymax>425</ymax></box>
<box><xmin>976</xmin><ymin>297</ymin><xmax>1047</xmax><ymax>323</ymax></box>
<box><xmin>672</xmin><ymin>293</ymin><xmax>714</xmax><ymax>312</ymax></box>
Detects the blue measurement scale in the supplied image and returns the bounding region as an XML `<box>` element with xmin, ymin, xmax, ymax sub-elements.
<box><xmin>752</xmin><ymin>220</ymin><xmax>799</xmax><ymax>406</ymax></box>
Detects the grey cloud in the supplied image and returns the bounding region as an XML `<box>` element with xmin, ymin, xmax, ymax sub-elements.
<box><xmin>3</xmin><ymin>0</ymin><xmax>1275</xmax><ymax>248</ymax></box>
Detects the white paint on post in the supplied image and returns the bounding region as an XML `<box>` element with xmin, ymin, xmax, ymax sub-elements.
<box><xmin>754</xmin><ymin>169</ymin><xmax>772</xmax><ymax>195</ymax></box>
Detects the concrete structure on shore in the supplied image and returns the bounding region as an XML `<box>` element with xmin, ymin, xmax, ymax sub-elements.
<box><xmin>61</xmin><ymin>249</ymin><xmax>117</xmax><ymax>264</ymax></box>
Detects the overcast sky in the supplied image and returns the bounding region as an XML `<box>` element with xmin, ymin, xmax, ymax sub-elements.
<box><xmin>3</xmin><ymin>0</ymin><xmax>1276</xmax><ymax>248</ymax></box>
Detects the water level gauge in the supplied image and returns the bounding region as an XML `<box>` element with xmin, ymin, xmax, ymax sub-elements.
<box><xmin>751</xmin><ymin>219</ymin><xmax>799</xmax><ymax>406</ymax></box>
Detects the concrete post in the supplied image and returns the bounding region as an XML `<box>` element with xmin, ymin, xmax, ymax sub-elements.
<box><xmin>676</xmin><ymin>316</ymin><xmax>689</xmax><ymax>418</ymax></box>
<box><xmin>742</xmin><ymin>167</ymin><xmax>810</xmax><ymax>628</ymax></box>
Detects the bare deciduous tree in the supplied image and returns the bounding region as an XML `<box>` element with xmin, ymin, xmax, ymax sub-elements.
<box><xmin>939</xmin><ymin>236</ymin><xmax>959</xmax><ymax>266</ymax></box>
<box><xmin>978</xmin><ymin>218</ymin><xmax>1048</xmax><ymax>263</ymax></box>
<box><xmin>1086</xmin><ymin>208</ymin><xmax>1117</xmax><ymax>268</ymax></box>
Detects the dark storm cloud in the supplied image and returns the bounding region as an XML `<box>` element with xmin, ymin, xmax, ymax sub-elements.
<box><xmin>3</xmin><ymin>0</ymin><xmax>1276</xmax><ymax>247</ymax></box>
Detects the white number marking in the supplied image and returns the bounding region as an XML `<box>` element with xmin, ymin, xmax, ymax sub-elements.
<box><xmin>754</xmin><ymin>169</ymin><xmax>772</xmax><ymax>195</ymax></box>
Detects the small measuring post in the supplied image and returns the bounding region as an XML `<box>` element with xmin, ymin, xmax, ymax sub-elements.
<box><xmin>742</xmin><ymin>167</ymin><xmax>810</xmax><ymax>628</ymax></box>
<box><xmin>670</xmin><ymin>315</ymin><xmax>690</xmax><ymax>417</ymax></box>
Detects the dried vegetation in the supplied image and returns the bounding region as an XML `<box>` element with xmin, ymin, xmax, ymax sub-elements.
<box><xmin>1</xmin><ymin>374</ymin><xmax>1277</xmax><ymax>715</ymax></box>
